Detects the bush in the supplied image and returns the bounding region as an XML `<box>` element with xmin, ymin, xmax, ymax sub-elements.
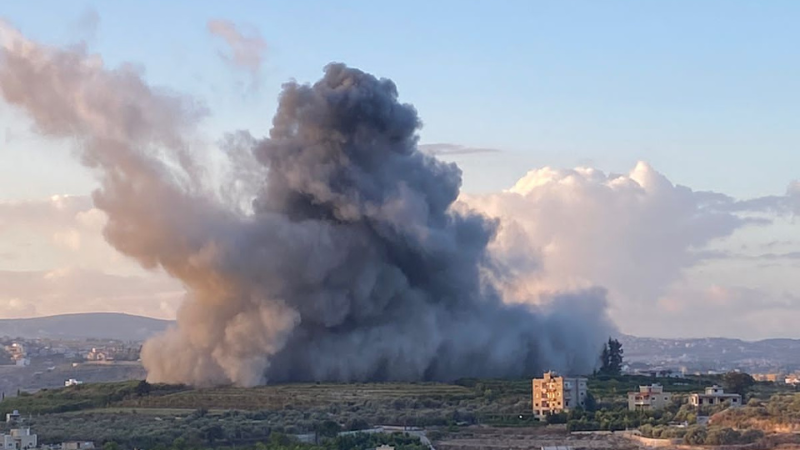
<box><xmin>545</xmin><ymin>412</ymin><xmax>568</xmax><ymax>424</ymax></box>
<box><xmin>683</xmin><ymin>426</ymin><xmax>707</xmax><ymax>445</ymax></box>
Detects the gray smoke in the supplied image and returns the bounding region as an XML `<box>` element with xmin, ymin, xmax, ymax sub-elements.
<box><xmin>0</xmin><ymin>23</ymin><xmax>614</xmax><ymax>386</ymax></box>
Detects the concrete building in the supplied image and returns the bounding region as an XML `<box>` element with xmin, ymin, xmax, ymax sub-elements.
<box><xmin>1</xmin><ymin>428</ymin><xmax>37</xmax><ymax>450</ymax></box>
<box><xmin>64</xmin><ymin>379</ymin><xmax>83</xmax><ymax>387</ymax></box>
<box><xmin>752</xmin><ymin>373</ymin><xmax>781</xmax><ymax>382</ymax></box>
<box><xmin>628</xmin><ymin>384</ymin><xmax>673</xmax><ymax>411</ymax></box>
<box><xmin>532</xmin><ymin>371</ymin><xmax>588</xmax><ymax>419</ymax></box>
<box><xmin>62</xmin><ymin>442</ymin><xmax>95</xmax><ymax>450</ymax></box>
<box><xmin>689</xmin><ymin>386</ymin><xmax>741</xmax><ymax>408</ymax></box>
<box><xmin>5</xmin><ymin>411</ymin><xmax>20</xmax><ymax>424</ymax></box>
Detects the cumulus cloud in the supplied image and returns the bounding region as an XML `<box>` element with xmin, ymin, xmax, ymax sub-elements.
<box><xmin>207</xmin><ymin>19</ymin><xmax>266</xmax><ymax>88</ymax></box>
<box><xmin>463</xmin><ymin>162</ymin><xmax>757</xmax><ymax>328</ymax></box>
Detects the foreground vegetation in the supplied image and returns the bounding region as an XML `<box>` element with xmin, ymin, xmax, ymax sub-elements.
<box><xmin>0</xmin><ymin>379</ymin><xmax>535</xmax><ymax>448</ymax></box>
<box><xmin>2</xmin><ymin>374</ymin><xmax>799</xmax><ymax>449</ymax></box>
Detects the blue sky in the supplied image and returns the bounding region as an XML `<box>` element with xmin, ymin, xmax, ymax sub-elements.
<box><xmin>1</xmin><ymin>1</ymin><xmax>799</xmax><ymax>339</ymax></box>
<box><xmin>3</xmin><ymin>0</ymin><xmax>799</xmax><ymax>198</ymax></box>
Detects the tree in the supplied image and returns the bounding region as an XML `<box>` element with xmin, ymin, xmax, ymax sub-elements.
<box><xmin>584</xmin><ymin>392</ymin><xmax>597</xmax><ymax>412</ymax></box>
<box><xmin>598</xmin><ymin>338</ymin><xmax>624</xmax><ymax>376</ymax></box>
<box><xmin>134</xmin><ymin>380</ymin><xmax>151</xmax><ymax>397</ymax></box>
<box><xmin>722</xmin><ymin>371</ymin><xmax>755</xmax><ymax>397</ymax></box>
<box><xmin>315</xmin><ymin>420</ymin><xmax>341</xmax><ymax>438</ymax></box>
<box><xmin>202</xmin><ymin>424</ymin><xmax>225</xmax><ymax>444</ymax></box>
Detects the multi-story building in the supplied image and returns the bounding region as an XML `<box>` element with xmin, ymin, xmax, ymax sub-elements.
<box><xmin>627</xmin><ymin>384</ymin><xmax>672</xmax><ymax>411</ymax></box>
<box><xmin>689</xmin><ymin>386</ymin><xmax>742</xmax><ymax>408</ymax></box>
<box><xmin>532</xmin><ymin>371</ymin><xmax>588</xmax><ymax>419</ymax></box>
<box><xmin>1</xmin><ymin>428</ymin><xmax>37</xmax><ymax>450</ymax></box>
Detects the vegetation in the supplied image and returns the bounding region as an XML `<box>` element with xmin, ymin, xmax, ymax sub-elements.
<box><xmin>0</xmin><ymin>381</ymin><xmax>188</xmax><ymax>415</ymax></box>
<box><xmin>597</xmin><ymin>338</ymin><xmax>623</xmax><ymax>376</ymax></box>
<box><xmin>0</xmin><ymin>379</ymin><xmax>535</xmax><ymax>447</ymax></box>
<box><xmin>721</xmin><ymin>371</ymin><xmax>755</xmax><ymax>397</ymax></box>
<box><xmin>2</xmin><ymin>374</ymin><xmax>797</xmax><ymax>449</ymax></box>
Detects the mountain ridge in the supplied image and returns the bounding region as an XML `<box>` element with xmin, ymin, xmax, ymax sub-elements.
<box><xmin>0</xmin><ymin>312</ymin><xmax>172</xmax><ymax>341</ymax></box>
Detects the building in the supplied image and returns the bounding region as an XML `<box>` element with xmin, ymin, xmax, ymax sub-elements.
<box><xmin>532</xmin><ymin>371</ymin><xmax>588</xmax><ymax>419</ymax></box>
<box><xmin>752</xmin><ymin>373</ymin><xmax>781</xmax><ymax>382</ymax></box>
<box><xmin>5</xmin><ymin>411</ymin><xmax>20</xmax><ymax>424</ymax></box>
<box><xmin>628</xmin><ymin>384</ymin><xmax>673</xmax><ymax>411</ymax></box>
<box><xmin>64</xmin><ymin>379</ymin><xmax>83</xmax><ymax>387</ymax></box>
<box><xmin>689</xmin><ymin>386</ymin><xmax>741</xmax><ymax>408</ymax></box>
<box><xmin>1</xmin><ymin>428</ymin><xmax>37</xmax><ymax>450</ymax></box>
<box><xmin>785</xmin><ymin>375</ymin><xmax>800</xmax><ymax>386</ymax></box>
<box><xmin>62</xmin><ymin>442</ymin><xmax>95</xmax><ymax>450</ymax></box>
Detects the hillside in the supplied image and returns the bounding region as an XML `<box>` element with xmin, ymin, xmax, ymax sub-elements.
<box><xmin>619</xmin><ymin>335</ymin><xmax>800</xmax><ymax>372</ymax></box>
<box><xmin>0</xmin><ymin>313</ymin><xmax>172</xmax><ymax>341</ymax></box>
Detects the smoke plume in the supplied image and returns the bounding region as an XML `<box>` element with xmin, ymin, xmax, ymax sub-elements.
<box><xmin>0</xmin><ymin>22</ymin><xmax>614</xmax><ymax>386</ymax></box>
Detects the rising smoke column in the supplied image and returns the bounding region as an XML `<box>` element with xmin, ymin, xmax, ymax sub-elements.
<box><xmin>0</xmin><ymin>22</ymin><xmax>614</xmax><ymax>386</ymax></box>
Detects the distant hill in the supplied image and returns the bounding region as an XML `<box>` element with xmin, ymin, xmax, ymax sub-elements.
<box><xmin>619</xmin><ymin>335</ymin><xmax>800</xmax><ymax>373</ymax></box>
<box><xmin>0</xmin><ymin>313</ymin><xmax>172</xmax><ymax>341</ymax></box>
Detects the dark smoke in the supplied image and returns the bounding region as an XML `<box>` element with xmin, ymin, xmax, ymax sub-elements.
<box><xmin>0</xmin><ymin>24</ymin><xmax>614</xmax><ymax>386</ymax></box>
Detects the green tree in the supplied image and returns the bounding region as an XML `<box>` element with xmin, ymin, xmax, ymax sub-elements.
<box><xmin>315</xmin><ymin>420</ymin><xmax>341</xmax><ymax>438</ymax></box>
<box><xmin>134</xmin><ymin>380</ymin><xmax>151</xmax><ymax>397</ymax></box>
<box><xmin>102</xmin><ymin>442</ymin><xmax>119</xmax><ymax>450</ymax></box>
<box><xmin>598</xmin><ymin>338</ymin><xmax>624</xmax><ymax>376</ymax></box>
<box><xmin>202</xmin><ymin>424</ymin><xmax>225</xmax><ymax>444</ymax></box>
<box><xmin>722</xmin><ymin>371</ymin><xmax>755</xmax><ymax>397</ymax></box>
<box><xmin>684</xmin><ymin>426</ymin><xmax>707</xmax><ymax>445</ymax></box>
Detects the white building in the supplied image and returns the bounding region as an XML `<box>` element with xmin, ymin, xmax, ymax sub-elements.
<box><xmin>5</xmin><ymin>411</ymin><xmax>20</xmax><ymax>424</ymax></box>
<box><xmin>689</xmin><ymin>386</ymin><xmax>741</xmax><ymax>408</ymax></box>
<box><xmin>1</xmin><ymin>428</ymin><xmax>37</xmax><ymax>450</ymax></box>
<box><xmin>64</xmin><ymin>379</ymin><xmax>83</xmax><ymax>387</ymax></box>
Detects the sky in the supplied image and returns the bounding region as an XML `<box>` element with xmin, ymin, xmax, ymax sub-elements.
<box><xmin>0</xmin><ymin>1</ymin><xmax>799</xmax><ymax>340</ymax></box>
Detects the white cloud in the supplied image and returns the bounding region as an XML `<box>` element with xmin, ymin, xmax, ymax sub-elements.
<box><xmin>463</xmin><ymin>161</ymin><xmax>787</xmax><ymax>336</ymax></box>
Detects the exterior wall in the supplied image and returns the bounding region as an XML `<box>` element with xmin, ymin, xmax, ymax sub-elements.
<box><xmin>532</xmin><ymin>372</ymin><xmax>587</xmax><ymax>419</ymax></box>
<box><xmin>1</xmin><ymin>431</ymin><xmax>37</xmax><ymax>450</ymax></box>
<box><xmin>689</xmin><ymin>386</ymin><xmax>742</xmax><ymax>408</ymax></box>
<box><xmin>628</xmin><ymin>385</ymin><xmax>672</xmax><ymax>411</ymax></box>
<box><xmin>63</xmin><ymin>442</ymin><xmax>96</xmax><ymax>450</ymax></box>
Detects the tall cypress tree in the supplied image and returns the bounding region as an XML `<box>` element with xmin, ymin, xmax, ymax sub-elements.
<box><xmin>599</xmin><ymin>337</ymin><xmax>623</xmax><ymax>376</ymax></box>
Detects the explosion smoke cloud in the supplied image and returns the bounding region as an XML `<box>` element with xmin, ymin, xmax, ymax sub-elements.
<box><xmin>0</xmin><ymin>22</ymin><xmax>614</xmax><ymax>386</ymax></box>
